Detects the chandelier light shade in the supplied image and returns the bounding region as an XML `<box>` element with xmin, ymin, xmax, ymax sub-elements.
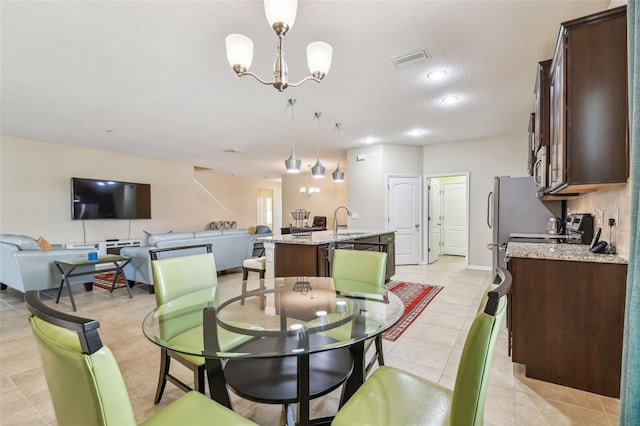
<box><xmin>285</xmin><ymin>98</ymin><xmax>301</xmax><ymax>173</ymax></box>
<box><xmin>264</xmin><ymin>0</ymin><xmax>297</xmax><ymax>30</ymax></box>
<box><xmin>225</xmin><ymin>34</ymin><xmax>254</xmax><ymax>73</ymax></box>
<box><xmin>311</xmin><ymin>112</ymin><xmax>325</xmax><ymax>178</ymax></box>
<box><xmin>332</xmin><ymin>123</ymin><xmax>345</xmax><ymax>182</ymax></box>
<box><xmin>225</xmin><ymin>0</ymin><xmax>332</xmax><ymax>92</ymax></box>
<box><xmin>307</xmin><ymin>42</ymin><xmax>333</xmax><ymax>78</ymax></box>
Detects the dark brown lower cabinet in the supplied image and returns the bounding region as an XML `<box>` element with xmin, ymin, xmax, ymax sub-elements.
<box><xmin>507</xmin><ymin>257</ymin><xmax>627</xmax><ymax>397</ymax></box>
<box><xmin>274</xmin><ymin>233</ymin><xmax>396</xmax><ymax>281</ymax></box>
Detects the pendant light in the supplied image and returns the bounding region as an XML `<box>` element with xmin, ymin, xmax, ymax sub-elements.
<box><xmin>284</xmin><ymin>98</ymin><xmax>301</xmax><ymax>173</ymax></box>
<box><xmin>332</xmin><ymin>123</ymin><xmax>345</xmax><ymax>182</ymax></box>
<box><xmin>311</xmin><ymin>112</ymin><xmax>325</xmax><ymax>178</ymax></box>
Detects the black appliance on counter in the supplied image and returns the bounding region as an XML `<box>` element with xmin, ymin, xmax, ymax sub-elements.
<box><xmin>565</xmin><ymin>213</ymin><xmax>594</xmax><ymax>244</ymax></box>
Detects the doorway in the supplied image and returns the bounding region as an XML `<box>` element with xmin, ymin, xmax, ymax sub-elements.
<box><xmin>257</xmin><ymin>188</ymin><xmax>274</xmax><ymax>229</ymax></box>
<box><xmin>387</xmin><ymin>175</ymin><xmax>421</xmax><ymax>265</ymax></box>
<box><xmin>425</xmin><ymin>174</ymin><xmax>469</xmax><ymax>265</ymax></box>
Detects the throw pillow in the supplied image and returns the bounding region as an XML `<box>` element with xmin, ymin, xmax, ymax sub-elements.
<box><xmin>36</xmin><ymin>236</ymin><xmax>53</xmax><ymax>250</ymax></box>
<box><xmin>248</xmin><ymin>226</ymin><xmax>256</xmax><ymax>235</ymax></box>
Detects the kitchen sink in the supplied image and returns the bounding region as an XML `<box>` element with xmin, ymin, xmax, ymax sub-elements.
<box><xmin>335</xmin><ymin>232</ymin><xmax>368</xmax><ymax>237</ymax></box>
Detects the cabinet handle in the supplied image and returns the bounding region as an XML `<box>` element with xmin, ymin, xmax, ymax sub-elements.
<box><xmin>533</xmin><ymin>159</ymin><xmax>542</xmax><ymax>184</ymax></box>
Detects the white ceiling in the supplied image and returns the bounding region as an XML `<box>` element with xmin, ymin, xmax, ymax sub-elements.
<box><xmin>0</xmin><ymin>1</ymin><xmax>611</xmax><ymax>181</ymax></box>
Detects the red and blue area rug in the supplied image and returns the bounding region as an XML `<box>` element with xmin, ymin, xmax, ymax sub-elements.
<box><xmin>383</xmin><ymin>281</ymin><xmax>443</xmax><ymax>341</ymax></box>
<box><xmin>93</xmin><ymin>272</ymin><xmax>126</xmax><ymax>290</ymax></box>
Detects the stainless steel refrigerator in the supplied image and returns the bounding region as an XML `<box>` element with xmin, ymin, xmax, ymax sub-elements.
<box><xmin>487</xmin><ymin>176</ymin><xmax>562</xmax><ymax>270</ymax></box>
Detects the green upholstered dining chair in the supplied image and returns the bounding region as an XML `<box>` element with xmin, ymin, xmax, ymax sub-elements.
<box><xmin>150</xmin><ymin>244</ymin><xmax>254</xmax><ymax>404</ymax></box>
<box><xmin>331</xmin><ymin>248</ymin><xmax>387</xmax><ymax>374</ymax></box>
<box><xmin>331</xmin><ymin>267</ymin><xmax>512</xmax><ymax>426</ymax></box>
<box><xmin>25</xmin><ymin>290</ymin><xmax>256</xmax><ymax>426</ymax></box>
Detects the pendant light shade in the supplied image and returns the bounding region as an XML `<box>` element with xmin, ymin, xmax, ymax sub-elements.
<box><xmin>285</xmin><ymin>98</ymin><xmax>301</xmax><ymax>173</ymax></box>
<box><xmin>311</xmin><ymin>112</ymin><xmax>325</xmax><ymax>178</ymax></box>
<box><xmin>332</xmin><ymin>123</ymin><xmax>345</xmax><ymax>182</ymax></box>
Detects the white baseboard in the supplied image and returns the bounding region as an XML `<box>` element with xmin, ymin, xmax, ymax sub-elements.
<box><xmin>468</xmin><ymin>264</ymin><xmax>492</xmax><ymax>271</ymax></box>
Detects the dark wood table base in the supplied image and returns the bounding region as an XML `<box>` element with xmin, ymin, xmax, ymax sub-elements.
<box><xmin>224</xmin><ymin>335</ymin><xmax>353</xmax><ymax>425</ymax></box>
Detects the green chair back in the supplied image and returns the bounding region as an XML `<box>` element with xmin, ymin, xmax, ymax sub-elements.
<box><xmin>332</xmin><ymin>249</ymin><xmax>387</xmax><ymax>291</ymax></box>
<box><xmin>449</xmin><ymin>270</ymin><xmax>510</xmax><ymax>426</ymax></box>
<box><xmin>331</xmin><ymin>268</ymin><xmax>511</xmax><ymax>426</ymax></box>
<box><xmin>26</xmin><ymin>293</ymin><xmax>136</xmax><ymax>426</ymax></box>
<box><xmin>151</xmin><ymin>251</ymin><xmax>219</xmax><ymax>306</ymax></box>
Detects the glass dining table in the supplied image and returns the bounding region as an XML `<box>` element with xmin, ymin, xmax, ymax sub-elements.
<box><xmin>142</xmin><ymin>276</ymin><xmax>403</xmax><ymax>426</ymax></box>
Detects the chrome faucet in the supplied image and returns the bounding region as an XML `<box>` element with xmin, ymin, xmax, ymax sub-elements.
<box><xmin>333</xmin><ymin>205</ymin><xmax>352</xmax><ymax>235</ymax></box>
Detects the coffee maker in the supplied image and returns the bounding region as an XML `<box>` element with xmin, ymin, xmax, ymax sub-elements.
<box><xmin>565</xmin><ymin>213</ymin><xmax>594</xmax><ymax>244</ymax></box>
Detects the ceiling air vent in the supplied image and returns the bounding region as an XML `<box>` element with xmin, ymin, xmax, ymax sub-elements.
<box><xmin>390</xmin><ymin>48</ymin><xmax>431</xmax><ymax>69</ymax></box>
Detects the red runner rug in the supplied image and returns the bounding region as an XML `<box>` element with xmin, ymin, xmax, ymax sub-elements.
<box><xmin>93</xmin><ymin>272</ymin><xmax>126</xmax><ymax>290</ymax></box>
<box><xmin>382</xmin><ymin>281</ymin><xmax>443</xmax><ymax>341</ymax></box>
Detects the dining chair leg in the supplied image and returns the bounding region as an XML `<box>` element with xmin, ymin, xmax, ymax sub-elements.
<box><xmin>154</xmin><ymin>348</ymin><xmax>171</xmax><ymax>404</ymax></box>
<box><xmin>241</xmin><ymin>268</ymin><xmax>249</xmax><ymax>305</ymax></box>
<box><xmin>375</xmin><ymin>335</ymin><xmax>384</xmax><ymax>367</ymax></box>
<box><xmin>194</xmin><ymin>364</ymin><xmax>206</xmax><ymax>394</ymax></box>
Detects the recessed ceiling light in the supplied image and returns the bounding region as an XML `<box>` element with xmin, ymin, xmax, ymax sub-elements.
<box><xmin>361</xmin><ymin>136</ymin><xmax>379</xmax><ymax>144</ymax></box>
<box><xmin>408</xmin><ymin>129</ymin><xmax>427</xmax><ymax>137</ymax></box>
<box><xmin>427</xmin><ymin>69</ymin><xmax>447</xmax><ymax>80</ymax></box>
<box><xmin>441</xmin><ymin>95</ymin><xmax>460</xmax><ymax>104</ymax></box>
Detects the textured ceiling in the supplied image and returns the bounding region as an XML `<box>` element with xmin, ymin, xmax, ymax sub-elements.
<box><xmin>0</xmin><ymin>1</ymin><xmax>611</xmax><ymax>180</ymax></box>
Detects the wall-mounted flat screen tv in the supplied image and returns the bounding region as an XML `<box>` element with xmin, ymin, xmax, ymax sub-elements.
<box><xmin>71</xmin><ymin>177</ymin><xmax>151</xmax><ymax>220</ymax></box>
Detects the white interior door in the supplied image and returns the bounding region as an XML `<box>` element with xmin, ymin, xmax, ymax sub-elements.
<box><xmin>388</xmin><ymin>176</ymin><xmax>420</xmax><ymax>265</ymax></box>
<box><xmin>442</xmin><ymin>182</ymin><xmax>467</xmax><ymax>256</ymax></box>
<box><xmin>428</xmin><ymin>178</ymin><xmax>442</xmax><ymax>264</ymax></box>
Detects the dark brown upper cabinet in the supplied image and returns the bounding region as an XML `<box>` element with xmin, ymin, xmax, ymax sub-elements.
<box><xmin>532</xmin><ymin>60</ymin><xmax>552</xmax><ymax>194</ymax></box>
<box><xmin>548</xmin><ymin>6</ymin><xmax>629</xmax><ymax>195</ymax></box>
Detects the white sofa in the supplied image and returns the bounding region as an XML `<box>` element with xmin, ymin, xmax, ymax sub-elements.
<box><xmin>0</xmin><ymin>234</ymin><xmax>95</xmax><ymax>293</ymax></box>
<box><xmin>120</xmin><ymin>229</ymin><xmax>270</xmax><ymax>290</ymax></box>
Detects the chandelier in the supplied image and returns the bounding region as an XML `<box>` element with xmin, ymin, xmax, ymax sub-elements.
<box><xmin>225</xmin><ymin>0</ymin><xmax>333</xmax><ymax>92</ymax></box>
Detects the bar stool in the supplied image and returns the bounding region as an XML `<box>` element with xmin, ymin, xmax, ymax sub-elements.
<box><xmin>241</xmin><ymin>257</ymin><xmax>266</xmax><ymax>310</ymax></box>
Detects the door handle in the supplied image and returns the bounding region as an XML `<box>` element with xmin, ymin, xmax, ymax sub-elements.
<box><xmin>487</xmin><ymin>192</ymin><xmax>493</xmax><ymax>229</ymax></box>
<box><xmin>415</xmin><ymin>224</ymin><xmax>420</xmax><ymax>229</ymax></box>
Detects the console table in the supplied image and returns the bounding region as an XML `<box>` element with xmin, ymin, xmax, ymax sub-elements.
<box><xmin>54</xmin><ymin>255</ymin><xmax>132</xmax><ymax>311</ymax></box>
<box><xmin>65</xmin><ymin>239</ymin><xmax>141</xmax><ymax>256</ymax></box>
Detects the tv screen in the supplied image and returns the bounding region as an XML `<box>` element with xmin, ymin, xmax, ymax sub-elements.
<box><xmin>71</xmin><ymin>177</ymin><xmax>151</xmax><ymax>220</ymax></box>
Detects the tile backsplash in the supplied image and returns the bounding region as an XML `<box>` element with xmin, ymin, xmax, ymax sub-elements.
<box><xmin>566</xmin><ymin>183</ymin><xmax>630</xmax><ymax>259</ymax></box>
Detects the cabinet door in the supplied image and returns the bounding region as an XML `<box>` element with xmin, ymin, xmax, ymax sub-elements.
<box><xmin>549</xmin><ymin>39</ymin><xmax>566</xmax><ymax>192</ymax></box>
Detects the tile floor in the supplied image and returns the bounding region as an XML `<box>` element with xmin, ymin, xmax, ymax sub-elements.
<box><xmin>0</xmin><ymin>256</ymin><xmax>620</xmax><ymax>425</ymax></box>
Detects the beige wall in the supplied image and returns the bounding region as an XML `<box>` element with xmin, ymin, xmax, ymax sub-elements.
<box><xmin>423</xmin><ymin>132</ymin><xmax>528</xmax><ymax>269</ymax></box>
<box><xmin>0</xmin><ymin>135</ymin><xmax>281</xmax><ymax>244</ymax></box>
<box><xmin>347</xmin><ymin>144</ymin><xmax>386</xmax><ymax>230</ymax></box>
<box><xmin>344</xmin><ymin>144</ymin><xmax>423</xmax><ymax>231</ymax></box>
<box><xmin>567</xmin><ymin>184</ymin><xmax>630</xmax><ymax>258</ymax></box>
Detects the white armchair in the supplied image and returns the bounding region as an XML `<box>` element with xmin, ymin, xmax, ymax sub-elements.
<box><xmin>0</xmin><ymin>235</ymin><xmax>95</xmax><ymax>293</ymax></box>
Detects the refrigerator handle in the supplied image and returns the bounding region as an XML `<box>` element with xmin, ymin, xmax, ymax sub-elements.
<box><xmin>487</xmin><ymin>191</ymin><xmax>493</xmax><ymax>229</ymax></box>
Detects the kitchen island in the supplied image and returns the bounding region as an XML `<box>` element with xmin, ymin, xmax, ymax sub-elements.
<box><xmin>506</xmin><ymin>242</ymin><xmax>628</xmax><ymax>397</ymax></box>
<box><xmin>256</xmin><ymin>230</ymin><xmax>395</xmax><ymax>281</ymax></box>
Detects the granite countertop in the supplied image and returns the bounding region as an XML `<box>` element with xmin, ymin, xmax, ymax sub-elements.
<box><xmin>506</xmin><ymin>242</ymin><xmax>628</xmax><ymax>265</ymax></box>
<box><xmin>510</xmin><ymin>232</ymin><xmax>567</xmax><ymax>240</ymax></box>
<box><xmin>256</xmin><ymin>230</ymin><xmax>388</xmax><ymax>246</ymax></box>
